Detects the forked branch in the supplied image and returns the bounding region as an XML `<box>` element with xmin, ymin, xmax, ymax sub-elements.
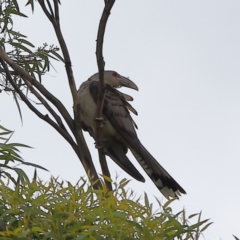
<box><xmin>0</xmin><ymin>0</ymin><xmax>117</xmax><ymax>191</ymax></box>
<box><xmin>95</xmin><ymin>0</ymin><xmax>116</xmax><ymax>190</ymax></box>
<box><xmin>0</xmin><ymin>0</ymin><xmax>101</xmax><ymax>187</ymax></box>
<box><xmin>37</xmin><ymin>0</ymin><xmax>101</xmax><ymax>187</ymax></box>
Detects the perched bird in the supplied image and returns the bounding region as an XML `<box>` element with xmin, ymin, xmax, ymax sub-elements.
<box><xmin>78</xmin><ymin>71</ymin><xmax>186</xmax><ymax>199</ymax></box>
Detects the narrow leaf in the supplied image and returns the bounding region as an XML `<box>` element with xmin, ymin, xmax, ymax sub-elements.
<box><xmin>12</xmin><ymin>0</ymin><xmax>20</xmax><ymax>11</ymax></box>
<box><xmin>21</xmin><ymin>162</ymin><xmax>48</xmax><ymax>171</ymax></box>
<box><xmin>18</xmin><ymin>38</ymin><xmax>35</xmax><ymax>47</ymax></box>
<box><xmin>5</xmin><ymin>8</ymin><xmax>27</xmax><ymax>18</ymax></box>
<box><xmin>201</xmin><ymin>222</ymin><xmax>213</xmax><ymax>232</ymax></box>
<box><xmin>8</xmin><ymin>30</ymin><xmax>27</xmax><ymax>38</ymax></box>
<box><xmin>11</xmin><ymin>42</ymin><xmax>33</xmax><ymax>54</ymax></box>
<box><xmin>14</xmin><ymin>167</ymin><xmax>30</xmax><ymax>183</ymax></box>
<box><xmin>233</xmin><ymin>235</ymin><xmax>240</xmax><ymax>240</ymax></box>
<box><xmin>25</xmin><ymin>0</ymin><xmax>34</xmax><ymax>12</ymax></box>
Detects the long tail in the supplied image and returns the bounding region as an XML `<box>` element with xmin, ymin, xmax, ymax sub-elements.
<box><xmin>104</xmin><ymin>139</ymin><xmax>146</xmax><ymax>182</ymax></box>
<box><xmin>130</xmin><ymin>141</ymin><xmax>186</xmax><ymax>199</ymax></box>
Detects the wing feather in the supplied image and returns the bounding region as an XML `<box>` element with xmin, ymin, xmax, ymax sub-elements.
<box><xmin>89</xmin><ymin>82</ymin><xmax>138</xmax><ymax>138</ymax></box>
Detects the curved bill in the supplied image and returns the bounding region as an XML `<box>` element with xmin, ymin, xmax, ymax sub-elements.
<box><xmin>119</xmin><ymin>76</ymin><xmax>139</xmax><ymax>91</ymax></box>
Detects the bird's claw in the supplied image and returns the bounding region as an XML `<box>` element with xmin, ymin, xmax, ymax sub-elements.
<box><xmin>95</xmin><ymin>145</ymin><xmax>104</xmax><ymax>150</ymax></box>
<box><xmin>95</xmin><ymin>117</ymin><xmax>104</xmax><ymax>121</ymax></box>
<box><xmin>94</xmin><ymin>138</ymin><xmax>107</xmax><ymax>146</ymax></box>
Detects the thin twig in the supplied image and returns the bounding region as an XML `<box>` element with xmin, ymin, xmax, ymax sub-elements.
<box><xmin>95</xmin><ymin>0</ymin><xmax>116</xmax><ymax>191</ymax></box>
<box><xmin>22</xmin><ymin>76</ymin><xmax>67</xmax><ymax>132</ymax></box>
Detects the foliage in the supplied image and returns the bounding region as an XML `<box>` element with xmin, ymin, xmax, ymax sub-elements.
<box><xmin>0</xmin><ymin>0</ymin><xmax>63</xmax><ymax>86</ymax></box>
<box><xmin>0</xmin><ymin>177</ymin><xmax>211</xmax><ymax>240</ymax></box>
<box><xmin>0</xmin><ymin>0</ymin><xmax>63</xmax><ymax>118</ymax></box>
<box><xmin>0</xmin><ymin>124</ymin><xmax>47</xmax><ymax>185</ymax></box>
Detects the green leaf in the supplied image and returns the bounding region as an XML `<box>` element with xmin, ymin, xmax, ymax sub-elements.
<box><xmin>11</xmin><ymin>42</ymin><xmax>33</xmax><ymax>54</ymax></box>
<box><xmin>119</xmin><ymin>178</ymin><xmax>130</xmax><ymax>188</ymax></box>
<box><xmin>21</xmin><ymin>161</ymin><xmax>48</xmax><ymax>172</ymax></box>
<box><xmin>101</xmin><ymin>174</ymin><xmax>112</xmax><ymax>183</ymax></box>
<box><xmin>233</xmin><ymin>235</ymin><xmax>240</xmax><ymax>240</ymax></box>
<box><xmin>33</xmin><ymin>168</ymin><xmax>37</xmax><ymax>181</ymax></box>
<box><xmin>0</xmin><ymin>125</ymin><xmax>12</xmax><ymax>133</ymax></box>
<box><xmin>25</xmin><ymin>0</ymin><xmax>35</xmax><ymax>12</ymax></box>
<box><xmin>5</xmin><ymin>8</ymin><xmax>27</xmax><ymax>18</ymax></box>
<box><xmin>50</xmin><ymin>50</ymin><xmax>65</xmax><ymax>62</ymax></box>
<box><xmin>3</xmin><ymin>172</ymin><xmax>17</xmax><ymax>185</ymax></box>
<box><xmin>18</xmin><ymin>38</ymin><xmax>35</xmax><ymax>47</ymax></box>
<box><xmin>144</xmin><ymin>192</ymin><xmax>149</xmax><ymax>209</ymax></box>
<box><xmin>201</xmin><ymin>222</ymin><xmax>213</xmax><ymax>232</ymax></box>
<box><xmin>6</xmin><ymin>143</ymin><xmax>31</xmax><ymax>148</ymax></box>
<box><xmin>13</xmin><ymin>92</ymin><xmax>23</xmax><ymax>123</ymax></box>
<box><xmin>188</xmin><ymin>213</ymin><xmax>199</xmax><ymax>219</ymax></box>
<box><xmin>7</xmin><ymin>30</ymin><xmax>27</xmax><ymax>38</ymax></box>
<box><xmin>31</xmin><ymin>226</ymin><xmax>45</xmax><ymax>233</ymax></box>
<box><xmin>163</xmin><ymin>198</ymin><xmax>176</xmax><ymax>208</ymax></box>
<box><xmin>13</xmin><ymin>227</ymin><xmax>24</xmax><ymax>236</ymax></box>
<box><xmin>14</xmin><ymin>167</ymin><xmax>30</xmax><ymax>183</ymax></box>
<box><xmin>12</xmin><ymin>0</ymin><xmax>20</xmax><ymax>12</ymax></box>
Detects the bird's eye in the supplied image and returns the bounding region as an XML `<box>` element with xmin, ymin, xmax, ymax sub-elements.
<box><xmin>112</xmin><ymin>71</ymin><xmax>120</xmax><ymax>77</ymax></box>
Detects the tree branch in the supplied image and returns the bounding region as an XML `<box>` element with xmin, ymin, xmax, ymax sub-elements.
<box><xmin>0</xmin><ymin>45</ymin><xmax>73</xmax><ymax>133</ymax></box>
<box><xmin>53</xmin><ymin>0</ymin><xmax>60</xmax><ymax>23</ymax></box>
<box><xmin>95</xmin><ymin>0</ymin><xmax>116</xmax><ymax>191</ymax></box>
<box><xmin>0</xmin><ymin>56</ymin><xmax>73</xmax><ymax>150</ymax></box>
<box><xmin>0</xmin><ymin>43</ymin><xmax>101</xmax><ymax>189</ymax></box>
<box><xmin>22</xmin><ymin>77</ymin><xmax>67</xmax><ymax>133</ymax></box>
<box><xmin>46</xmin><ymin>0</ymin><xmax>55</xmax><ymax>17</ymax></box>
<box><xmin>38</xmin><ymin>0</ymin><xmax>77</xmax><ymax>102</ymax></box>
<box><xmin>37</xmin><ymin>0</ymin><xmax>102</xmax><ymax>188</ymax></box>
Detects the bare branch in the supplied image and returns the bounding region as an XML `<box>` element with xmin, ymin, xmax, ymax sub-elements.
<box><xmin>38</xmin><ymin>0</ymin><xmax>52</xmax><ymax>20</ymax></box>
<box><xmin>53</xmin><ymin>0</ymin><xmax>60</xmax><ymax>23</ymax></box>
<box><xmin>99</xmin><ymin>149</ymin><xmax>112</xmax><ymax>188</ymax></box>
<box><xmin>46</xmin><ymin>0</ymin><xmax>55</xmax><ymax>17</ymax></box>
<box><xmin>38</xmin><ymin>0</ymin><xmax>77</xmax><ymax>102</ymax></box>
<box><xmin>95</xmin><ymin>0</ymin><xmax>115</xmax><ymax>191</ymax></box>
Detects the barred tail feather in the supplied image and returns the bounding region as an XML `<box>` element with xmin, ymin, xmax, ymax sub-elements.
<box><xmin>130</xmin><ymin>141</ymin><xmax>186</xmax><ymax>199</ymax></box>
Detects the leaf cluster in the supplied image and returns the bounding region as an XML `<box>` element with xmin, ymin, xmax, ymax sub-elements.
<box><xmin>0</xmin><ymin>125</ymin><xmax>47</xmax><ymax>185</ymax></box>
<box><xmin>0</xmin><ymin>177</ymin><xmax>212</xmax><ymax>240</ymax></box>
<box><xmin>0</xmin><ymin>0</ymin><xmax>63</xmax><ymax>94</ymax></box>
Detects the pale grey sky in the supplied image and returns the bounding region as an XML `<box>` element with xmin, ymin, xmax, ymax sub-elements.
<box><xmin>1</xmin><ymin>1</ymin><xmax>240</xmax><ymax>239</ymax></box>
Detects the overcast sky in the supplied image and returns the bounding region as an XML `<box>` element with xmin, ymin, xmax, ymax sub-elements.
<box><xmin>1</xmin><ymin>1</ymin><xmax>240</xmax><ymax>239</ymax></box>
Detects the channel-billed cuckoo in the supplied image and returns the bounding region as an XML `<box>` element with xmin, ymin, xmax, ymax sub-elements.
<box><xmin>78</xmin><ymin>71</ymin><xmax>186</xmax><ymax>198</ymax></box>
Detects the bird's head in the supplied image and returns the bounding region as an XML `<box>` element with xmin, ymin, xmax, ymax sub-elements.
<box><xmin>89</xmin><ymin>70</ymin><xmax>138</xmax><ymax>91</ymax></box>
